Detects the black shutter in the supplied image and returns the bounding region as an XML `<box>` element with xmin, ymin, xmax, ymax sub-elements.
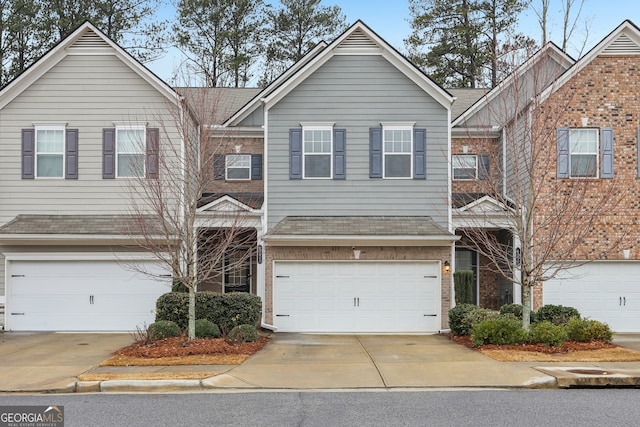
<box><xmin>21</xmin><ymin>129</ymin><xmax>35</xmax><ymax>179</ymax></box>
<box><xmin>146</xmin><ymin>128</ymin><xmax>159</xmax><ymax>179</ymax></box>
<box><xmin>251</xmin><ymin>154</ymin><xmax>262</xmax><ymax>180</ymax></box>
<box><xmin>479</xmin><ymin>154</ymin><xmax>490</xmax><ymax>180</ymax></box>
<box><xmin>333</xmin><ymin>129</ymin><xmax>346</xmax><ymax>179</ymax></box>
<box><xmin>103</xmin><ymin>128</ymin><xmax>116</xmax><ymax>179</ymax></box>
<box><xmin>413</xmin><ymin>128</ymin><xmax>426</xmax><ymax>179</ymax></box>
<box><xmin>600</xmin><ymin>128</ymin><xmax>613</xmax><ymax>179</ymax></box>
<box><xmin>65</xmin><ymin>129</ymin><xmax>79</xmax><ymax>179</ymax></box>
<box><xmin>370</xmin><ymin>127</ymin><xmax>382</xmax><ymax>178</ymax></box>
<box><xmin>214</xmin><ymin>154</ymin><xmax>225</xmax><ymax>180</ymax></box>
<box><xmin>290</xmin><ymin>128</ymin><xmax>302</xmax><ymax>179</ymax></box>
<box><xmin>557</xmin><ymin>128</ymin><xmax>569</xmax><ymax>178</ymax></box>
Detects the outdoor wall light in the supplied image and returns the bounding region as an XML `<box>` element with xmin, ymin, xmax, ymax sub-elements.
<box><xmin>353</xmin><ymin>248</ymin><xmax>361</xmax><ymax>260</ymax></box>
<box><xmin>623</xmin><ymin>249</ymin><xmax>631</xmax><ymax>260</ymax></box>
<box><xmin>581</xmin><ymin>117</ymin><xmax>589</xmax><ymax>127</ymax></box>
<box><xmin>444</xmin><ymin>260</ymin><xmax>450</xmax><ymax>272</ymax></box>
<box><xmin>235</xmin><ymin>144</ymin><xmax>242</xmax><ymax>153</ymax></box>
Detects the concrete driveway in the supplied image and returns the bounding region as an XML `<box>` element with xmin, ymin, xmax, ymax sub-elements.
<box><xmin>205</xmin><ymin>333</ymin><xmax>554</xmax><ymax>389</ymax></box>
<box><xmin>0</xmin><ymin>332</ymin><xmax>133</xmax><ymax>392</ymax></box>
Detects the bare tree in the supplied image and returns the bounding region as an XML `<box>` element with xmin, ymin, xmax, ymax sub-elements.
<box><xmin>453</xmin><ymin>47</ymin><xmax>630</xmax><ymax>328</ymax></box>
<box><xmin>532</xmin><ymin>0</ymin><xmax>591</xmax><ymax>56</ymax></box>
<box><xmin>120</xmin><ymin>84</ymin><xmax>258</xmax><ymax>339</ymax></box>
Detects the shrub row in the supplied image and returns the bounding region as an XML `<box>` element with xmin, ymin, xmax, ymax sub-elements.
<box><xmin>147</xmin><ymin>319</ymin><xmax>257</xmax><ymax>341</ymax></box>
<box><xmin>155</xmin><ymin>291</ymin><xmax>261</xmax><ymax>334</ymax></box>
<box><xmin>450</xmin><ymin>303</ymin><xmax>612</xmax><ymax>347</ymax></box>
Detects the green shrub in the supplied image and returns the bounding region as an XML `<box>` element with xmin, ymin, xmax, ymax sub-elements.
<box><xmin>566</xmin><ymin>318</ymin><xmax>613</xmax><ymax>343</ymax></box>
<box><xmin>500</xmin><ymin>303</ymin><xmax>523</xmax><ymax>319</ymax></box>
<box><xmin>471</xmin><ymin>316</ymin><xmax>528</xmax><ymax>347</ymax></box>
<box><xmin>448</xmin><ymin>304</ymin><xmax>500</xmax><ymax>336</ymax></box>
<box><xmin>148</xmin><ymin>320</ymin><xmax>181</xmax><ymax>340</ymax></box>
<box><xmin>194</xmin><ymin>319</ymin><xmax>221</xmax><ymax>338</ymax></box>
<box><xmin>454</xmin><ymin>270</ymin><xmax>474</xmax><ymax>305</ymax></box>
<box><xmin>156</xmin><ymin>292</ymin><xmax>261</xmax><ymax>333</ymax></box>
<box><xmin>227</xmin><ymin>324</ymin><xmax>259</xmax><ymax>343</ymax></box>
<box><xmin>528</xmin><ymin>320</ymin><xmax>568</xmax><ymax>347</ymax></box>
<box><xmin>171</xmin><ymin>279</ymin><xmax>189</xmax><ymax>293</ymax></box>
<box><xmin>500</xmin><ymin>304</ymin><xmax>538</xmax><ymax>323</ymax></box>
<box><xmin>536</xmin><ymin>304</ymin><xmax>580</xmax><ymax>325</ymax></box>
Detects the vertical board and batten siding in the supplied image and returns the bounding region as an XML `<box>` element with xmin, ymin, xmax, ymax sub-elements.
<box><xmin>0</xmin><ymin>54</ymin><xmax>181</xmax><ymax>296</ymax></box>
<box><xmin>266</xmin><ymin>55</ymin><xmax>450</xmax><ymax>229</ymax></box>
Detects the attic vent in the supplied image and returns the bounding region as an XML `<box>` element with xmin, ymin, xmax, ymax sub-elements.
<box><xmin>69</xmin><ymin>31</ymin><xmax>110</xmax><ymax>49</ymax></box>
<box><xmin>336</xmin><ymin>28</ymin><xmax>379</xmax><ymax>52</ymax></box>
<box><xmin>602</xmin><ymin>33</ymin><xmax>640</xmax><ymax>55</ymax></box>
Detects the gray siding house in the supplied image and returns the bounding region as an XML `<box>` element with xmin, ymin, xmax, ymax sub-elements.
<box><xmin>0</xmin><ymin>21</ymin><xmax>458</xmax><ymax>334</ymax></box>
<box><xmin>0</xmin><ymin>23</ymin><xmax>181</xmax><ymax>331</ymax></box>
<box><xmin>225</xmin><ymin>22</ymin><xmax>458</xmax><ymax>333</ymax></box>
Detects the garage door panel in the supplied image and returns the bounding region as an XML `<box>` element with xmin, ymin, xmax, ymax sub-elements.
<box><xmin>544</xmin><ymin>262</ymin><xmax>640</xmax><ymax>332</ymax></box>
<box><xmin>274</xmin><ymin>261</ymin><xmax>440</xmax><ymax>333</ymax></box>
<box><xmin>9</xmin><ymin>259</ymin><xmax>170</xmax><ymax>331</ymax></box>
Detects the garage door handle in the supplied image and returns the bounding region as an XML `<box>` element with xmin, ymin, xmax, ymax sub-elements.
<box><xmin>624</xmin><ymin>296</ymin><xmax>626</xmax><ymax>306</ymax></box>
<box><xmin>424</xmin><ymin>275</ymin><xmax>437</xmax><ymax>278</ymax></box>
<box><xmin>276</xmin><ymin>275</ymin><xmax>290</xmax><ymax>278</ymax></box>
<box><xmin>11</xmin><ymin>274</ymin><xmax>25</xmax><ymax>277</ymax></box>
<box><xmin>276</xmin><ymin>314</ymin><xmax>290</xmax><ymax>317</ymax></box>
<box><xmin>424</xmin><ymin>314</ymin><xmax>437</xmax><ymax>317</ymax></box>
<box><xmin>11</xmin><ymin>313</ymin><xmax>25</xmax><ymax>315</ymax></box>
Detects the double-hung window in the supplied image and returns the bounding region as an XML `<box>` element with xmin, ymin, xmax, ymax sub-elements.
<box><xmin>303</xmin><ymin>126</ymin><xmax>332</xmax><ymax>178</ymax></box>
<box><xmin>35</xmin><ymin>125</ymin><xmax>65</xmax><ymax>178</ymax></box>
<box><xmin>116</xmin><ymin>126</ymin><xmax>146</xmax><ymax>178</ymax></box>
<box><xmin>383</xmin><ymin>126</ymin><xmax>412</xmax><ymax>178</ymax></box>
<box><xmin>226</xmin><ymin>154</ymin><xmax>251</xmax><ymax>180</ymax></box>
<box><xmin>569</xmin><ymin>129</ymin><xmax>598</xmax><ymax>178</ymax></box>
<box><xmin>452</xmin><ymin>155</ymin><xmax>478</xmax><ymax>180</ymax></box>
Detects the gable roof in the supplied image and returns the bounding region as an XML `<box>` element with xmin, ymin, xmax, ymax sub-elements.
<box><xmin>223</xmin><ymin>42</ymin><xmax>328</xmax><ymax>127</ymax></box>
<box><xmin>0</xmin><ymin>22</ymin><xmax>178</xmax><ymax>109</ymax></box>
<box><xmin>539</xmin><ymin>20</ymin><xmax>640</xmax><ymax>102</ymax></box>
<box><xmin>224</xmin><ymin>20</ymin><xmax>454</xmax><ymax>126</ymax></box>
<box><xmin>452</xmin><ymin>42</ymin><xmax>574</xmax><ymax>129</ymax></box>
<box><xmin>261</xmin><ymin>20</ymin><xmax>454</xmax><ymax>110</ymax></box>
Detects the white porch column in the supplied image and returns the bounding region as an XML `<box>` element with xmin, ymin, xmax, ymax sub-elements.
<box><xmin>512</xmin><ymin>233</ymin><xmax>522</xmax><ymax>305</ymax></box>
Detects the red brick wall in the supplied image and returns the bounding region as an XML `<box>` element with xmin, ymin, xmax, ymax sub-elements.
<box><xmin>203</xmin><ymin>137</ymin><xmax>264</xmax><ymax>194</ymax></box>
<box><xmin>535</xmin><ymin>55</ymin><xmax>640</xmax><ymax>261</ymax></box>
<box><xmin>452</xmin><ymin>137</ymin><xmax>500</xmax><ymax>194</ymax></box>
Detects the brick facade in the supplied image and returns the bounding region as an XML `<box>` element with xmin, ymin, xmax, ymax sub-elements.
<box><xmin>264</xmin><ymin>245</ymin><xmax>453</xmax><ymax>330</ymax></box>
<box><xmin>204</xmin><ymin>136</ymin><xmax>264</xmax><ymax>194</ymax></box>
<box><xmin>535</xmin><ymin>55</ymin><xmax>640</xmax><ymax>260</ymax></box>
<box><xmin>451</xmin><ymin>137</ymin><xmax>500</xmax><ymax>194</ymax></box>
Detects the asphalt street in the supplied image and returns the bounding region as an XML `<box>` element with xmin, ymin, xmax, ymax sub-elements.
<box><xmin>1</xmin><ymin>389</ymin><xmax>639</xmax><ymax>427</ymax></box>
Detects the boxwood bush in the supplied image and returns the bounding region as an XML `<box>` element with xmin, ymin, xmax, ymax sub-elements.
<box><xmin>527</xmin><ymin>320</ymin><xmax>568</xmax><ymax>347</ymax></box>
<box><xmin>566</xmin><ymin>318</ymin><xmax>613</xmax><ymax>343</ymax></box>
<box><xmin>448</xmin><ymin>304</ymin><xmax>500</xmax><ymax>336</ymax></box>
<box><xmin>148</xmin><ymin>320</ymin><xmax>181</xmax><ymax>340</ymax></box>
<box><xmin>471</xmin><ymin>316</ymin><xmax>528</xmax><ymax>347</ymax></box>
<box><xmin>156</xmin><ymin>292</ymin><xmax>261</xmax><ymax>334</ymax></box>
<box><xmin>194</xmin><ymin>319</ymin><xmax>221</xmax><ymax>338</ymax></box>
<box><xmin>227</xmin><ymin>324</ymin><xmax>259</xmax><ymax>343</ymax></box>
<box><xmin>536</xmin><ymin>304</ymin><xmax>580</xmax><ymax>325</ymax></box>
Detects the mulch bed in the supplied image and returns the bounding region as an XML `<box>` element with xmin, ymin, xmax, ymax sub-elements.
<box><xmin>114</xmin><ymin>336</ymin><xmax>270</xmax><ymax>359</ymax></box>
<box><xmin>448</xmin><ymin>334</ymin><xmax>616</xmax><ymax>353</ymax></box>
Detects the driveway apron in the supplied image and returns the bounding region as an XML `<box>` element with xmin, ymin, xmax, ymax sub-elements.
<box><xmin>0</xmin><ymin>332</ymin><xmax>133</xmax><ymax>392</ymax></box>
<box><xmin>208</xmin><ymin>333</ymin><xmax>552</xmax><ymax>389</ymax></box>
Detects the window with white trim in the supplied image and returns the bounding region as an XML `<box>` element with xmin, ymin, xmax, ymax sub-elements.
<box><xmin>35</xmin><ymin>125</ymin><xmax>65</xmax><ymax>178</ymax></box>
<box><xmin>452</xmin><ymin>155</ymin><xmax>478</xmax><ymax>180</ymax></box>
<box><xmin>383</xmin><ymin>126</ymin><xmax>412</xmax><ymax>178</ymax></box>
<box><xmin>226</xmin><ymin>154</ymin><xmax>251</xmax><ymax>180</ymax></box>
<box><xmin>569</xmin><ymin>129</ymin><xmax>598</xmax><ymax>178</ymax></box>
<box><xmin>116</xmin><ymin>126</ymin><xmax>146</xmax><ymax>178</ymax></box>
<box><xmin>303</xmin><ymin>127</ymin><xmax>332</xmax><ymax>178</ymax></box>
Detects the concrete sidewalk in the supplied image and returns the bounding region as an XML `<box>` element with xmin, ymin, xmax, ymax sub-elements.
<box><xmin>2</xmin><ymin>332</ymin><xmax>640</xmax><ymax>393</ymax></box>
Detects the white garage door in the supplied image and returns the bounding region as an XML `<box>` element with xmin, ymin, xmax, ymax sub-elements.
<box><xmin>274</xmin><ymin>261</ymin><xmax>440</xmax><ymax>333</ymax></box>
<box><xmin>8</xmin><ymin>259</ymin><xmax>171</xmax><ymax>331</ymax></box>
<box><xmin>543</xmin><ymin>262</ymin><xmax>640</xmax><ymax>332</ymax></box>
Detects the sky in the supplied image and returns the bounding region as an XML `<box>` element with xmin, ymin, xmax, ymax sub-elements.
<box><xmin>145</xmin><ymin>0</ymin><xmax>640</xmax><ymax>85</ymax></box>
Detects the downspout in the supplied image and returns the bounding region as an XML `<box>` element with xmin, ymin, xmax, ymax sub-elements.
<box><xmin>259</xmin><ymin>99</ymin><xmax>277</xmax><ymax>332</ymax></box>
